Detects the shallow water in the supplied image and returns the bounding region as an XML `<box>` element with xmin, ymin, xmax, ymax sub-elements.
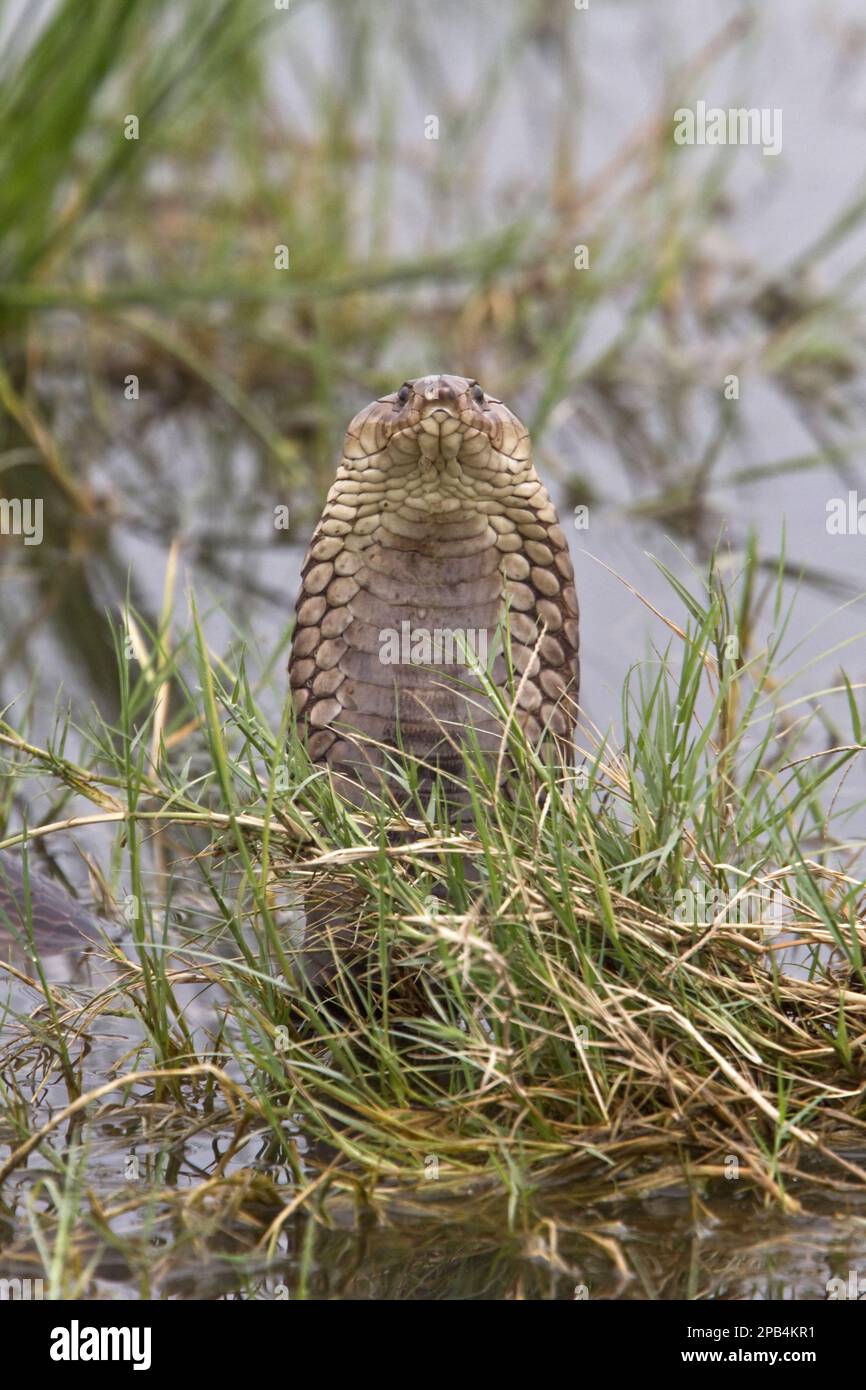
<box><xmin>1</xmin><ymin>0</ymin><xmax>865</xmax><ymax>1298</ymax></box>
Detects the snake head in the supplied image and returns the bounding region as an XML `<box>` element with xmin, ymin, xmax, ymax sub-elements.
<box><xmin>343</xmin><ymin>374</ymin><xmax>531</xmax><ymax>472</ymax></box>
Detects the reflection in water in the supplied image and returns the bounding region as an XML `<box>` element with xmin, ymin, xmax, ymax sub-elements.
<box><xmin>8</xmin><ymin>1151</ymin><xmax>866</xmax><ymax>1300</ymax></box>
<box><xmin>1</xmin><ymin>0</ymin><xmax>866</xmax><ymax>1300</ymax></box>
<box><xmin>0</xmin><ymin>854</ymin><xmax>118</xmax><ymax>983</ymax></box>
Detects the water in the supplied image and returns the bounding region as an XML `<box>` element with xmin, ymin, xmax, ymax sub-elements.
<box><xmin>1</xmin><ymin>0</ymin><xmax>865</xmax><ymax>1298</ymax></box>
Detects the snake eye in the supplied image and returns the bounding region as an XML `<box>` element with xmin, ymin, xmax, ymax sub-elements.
<box><xmin>397</xmin><ymin>383</ymin><xmax>411</xmax><ymax>405</ymax></box>
<box><xmin>471</xmin><ymin>383</ymin><xmax>485</xmax><ymax>405</ymax></box>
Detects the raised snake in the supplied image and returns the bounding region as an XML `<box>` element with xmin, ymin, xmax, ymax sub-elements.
<box><xmin>289</xmin><ymin>373</ymin><xmax>580</xmax><ymax>808</ymax></box>
<box><xmin>288</xmin><ymin>372</ymin><xmax>580</xmax><ymax>980</ymax></box>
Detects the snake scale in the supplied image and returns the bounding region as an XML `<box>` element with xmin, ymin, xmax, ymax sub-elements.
<box><xmin>289</xmin><ymin>373</ymin><xmax>580</xmax><ymax>809</ymax></box>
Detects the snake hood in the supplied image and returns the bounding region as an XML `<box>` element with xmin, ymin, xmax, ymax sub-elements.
<box><xmin>290</xmin><ymin>374</ymin><xmax>580</xmax><ymax>802</ymax></box>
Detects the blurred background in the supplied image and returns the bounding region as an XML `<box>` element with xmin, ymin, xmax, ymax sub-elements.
<box><xmin>1</xmin><ymin>0</ymin><xmax>865</xmax><ymax>760</ymax></box>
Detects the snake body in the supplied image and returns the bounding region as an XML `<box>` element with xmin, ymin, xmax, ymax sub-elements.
<box><xmin>289</xmin><ymin>374</ymin><xmax>579</xmax><ymax>803</ymax></box>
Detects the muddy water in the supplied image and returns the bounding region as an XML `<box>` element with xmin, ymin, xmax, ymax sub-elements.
<box><xmin>1</xmin><ymin>0</ymin><xmax>866</xmax><ymax>1297</ymax></box>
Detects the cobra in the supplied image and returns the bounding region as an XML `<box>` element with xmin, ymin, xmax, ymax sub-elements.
<box><xmin>288</xmin><ymin>373</ymin><xmax>580</xmax><ymax>805</ymax></box>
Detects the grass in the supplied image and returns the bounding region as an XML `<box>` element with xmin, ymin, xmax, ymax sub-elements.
<box><xmin>0</xmin><ymin>543</ymin><xmax>864</xmax><ymax>1294</ymax></box>
<box><xmin>1</xmin><ymin>0</ymin><xmax>866</xmax><ymax>1298</ymax></box>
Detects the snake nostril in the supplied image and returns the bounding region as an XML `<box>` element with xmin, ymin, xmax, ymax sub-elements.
<box><xmin>424</xmin><ymin>379</ymin><xmax>457</xmax><ymax>403</ymax></box>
